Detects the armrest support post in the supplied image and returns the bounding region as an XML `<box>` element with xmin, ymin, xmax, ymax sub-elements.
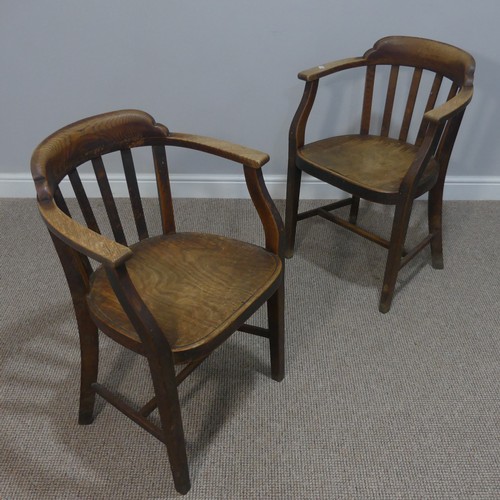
<box><xmin>290</xmin><ymin>80</ymin><xmax>319</xmax><ymax>151</ymax></box>
<box><xmin>243</xmin><ymin>166</ymin><xmax>284</xmax><ymax>257</ymax></box>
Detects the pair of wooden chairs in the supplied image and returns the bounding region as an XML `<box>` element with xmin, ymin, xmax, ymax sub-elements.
<box><xmin>31</xmin><ymin>36</ymin><xmax>474</xmax><ymax>494</ymax></box>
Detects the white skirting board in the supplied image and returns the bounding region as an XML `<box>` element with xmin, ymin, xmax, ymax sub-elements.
<box><xmin>3</xmin><ymin>172</ymin><xmax>500</xmax><ymax>200</ymax></box>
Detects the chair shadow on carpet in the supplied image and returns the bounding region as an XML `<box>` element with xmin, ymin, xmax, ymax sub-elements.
<box><xmin>291</xmin><ymin>200</ymin><xmax>431</xmax><ymax>300</ymax></box>
<box><xmin>1</xmin><ymin>299</ymin><xmax>271</xmax><ymax>497</ymax></box>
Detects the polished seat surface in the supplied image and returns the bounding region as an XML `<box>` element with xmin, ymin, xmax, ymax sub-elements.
<box><xmin>298</xmin><ymin>135</ymin><xmax>440</xmax><ymax>195</ymax></box>
<box><xmin>88</xmin><ymin>232</ymin><xmax>282</xmax><ymax>356</ymax></box>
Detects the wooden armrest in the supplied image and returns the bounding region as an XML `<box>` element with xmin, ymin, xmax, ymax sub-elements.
<box><xmin>298</xmin><ymin>57</ymin><xmax>366</xmax><ymax>82</ymax></box>
<box><xmin>401</xmin><ymin>120</ymin><xmax>443</xmax><ymax>192</ymax></box>
<box><xmin>166</xmin><ymin>133</ymin><xmax>269</xmax><ymax>169</ymax></box>
<box><xmin>39</xmin><ymin>199</ymin><xmax>133</xmax><ymax>267</ymax></box>
<box><xmin>424</xmin><ymin>87</ymin><xmax>473</xmax><ymax>124</ymax></box>
<box><xmin>402</xmin><ymin>86</ymin><xmax>473</xmax><ymax>191</ymax></box>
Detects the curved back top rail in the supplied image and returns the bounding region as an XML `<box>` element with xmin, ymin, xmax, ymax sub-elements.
<box><xmin>32</xmin><ymin>110</ymin><xmax>170</xmax><ymax>200</ymax></box>
<box><xmin>298</xmin><ymin>36</ymin><xmax>475</xmax><ymax>86</ymax></box>
<box><xmin>364</xmin><ymin>36</ymin><xmax>475</xmax><ymax>87</ymax></box>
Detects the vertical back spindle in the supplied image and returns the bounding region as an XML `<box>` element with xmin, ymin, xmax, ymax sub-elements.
<box><xmin>152</xmin><ymin>145</ymin><xmax>175</xmax><ymax>235</ymax></box>
<box><xmin>52</xmin><ymin>186</ymin><xmax>94</xmax><ymax>282</ymax></box>
<box><xmin>432</xmin><ymin>82</ymin><xmax>461</xmax><ymax>164</ymax></box>
<box><xmin>54</xmin><ymin>187</ymin><xmax>71</xmax><ymax>217</ymax></box>
<box><xmin>447</xmin><ymin>82</ymin><xmax>459</xmax><ymax>100</ymax></box>
<box><xmin>415</xmin><ymin>73</ymin><xmax>443</xmax><ymax>146</ymax></box>
<box><xmin>91</xmin><ymin>156</ymin><xmax>127</xmax><ymax>245</ymax></box>
<box><xmin>399</xmin><ymin>67</ymin><xmax>423</xmax><ymax>142</ymax></box>
<box><xmin>68</xmin><ymin>169</ymin><xmax>101</xmax><ymax>234</ymax></box>
<box><xmin>121</xmin><ymin>149</ymin><xmax>149</xmax><ymax>240</ymax></box>
<box><xmin>380</xmin><ymin>65</ymin><xmax>400</xmax><ymax>137</ymax></box>
<box><xmin>360</xmin><ymin>65</ymin><xmax>376</xmax><ymax>135</ymax></box>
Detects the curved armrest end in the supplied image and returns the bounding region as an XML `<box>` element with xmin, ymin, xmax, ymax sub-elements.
<box><xmin>401</xmin><ymin>121</ymin><xmax>443</xmax><ymax>192</ymax></box>
<box><xmin>424</xmin><ymin>87</ymin><xmax>473</xmax><ymax>124</ymax></box>
<box><xmin>39</xmin><ymin>200</ymin><xmax>133</xmax><ymax>267</ymax></box>
<box><xmin>167</xmin><ymin>133</ymin><xmax>269</xmax><ymax>169</ymax></box>
<box><xmin>298</xmin><ymin>57</ymin><xmax>366</xmax><ymax>81</ymax></box>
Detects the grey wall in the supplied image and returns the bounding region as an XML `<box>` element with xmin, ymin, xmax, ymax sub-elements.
<box><xmin>1</xmin><ymin>0</ymin><xmax>498</xmax><ymax>194</ymax></box>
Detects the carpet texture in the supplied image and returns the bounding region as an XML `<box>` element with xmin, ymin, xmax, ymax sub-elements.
<box><xmin>1</xmin><ymin>198</ymin><xmax>499</xmax><ymax>499</ymax></box>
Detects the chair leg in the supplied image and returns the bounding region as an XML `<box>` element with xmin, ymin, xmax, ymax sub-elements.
<box><xmin>148</xmin><ymin>354</ymin><xmax>191</xmax><ymax>495</ymax></box>
<box><xmin>349</xmin><ymin>196</ymin><xmax>360</xmax><ymax>224</ymax></box>
<box><xmin>284</xmin><ymin>162</ymin><xmax>302</xmax><ymax>259</ymax></box>
<box><xmin>428</xmin><ymin>184</ymin><xmax>444</xmax><ymax>269</ymax></box>
<box><xmin>76</xmin><ymin>306</ymin><xmax>99</xmax><ymax>425</ymax></box>
<box><xmin>267</xmin><ymin>281</ymin><xmax>285</xmax><ymax>382</ymax></box>
<box><xmin>379</xmin><ymin>201</ymin><xmax>413</xmax><ymax>313</ymax></box>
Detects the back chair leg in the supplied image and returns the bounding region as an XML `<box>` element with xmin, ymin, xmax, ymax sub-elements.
<box><xmin>349</xmin><ymin>196</ymin><xmax>360</xmax><ymax>224</ymax></box>
<box><xmin>149</xmin><ymin>354</ymin><xmax>191</xmax><ymax>495</ymax></box>
<box><xmin>428</xmin><ymin>184</ymin><xmax>445</xmax><ymax>269</ymax></box>
<box><xmin>284</xmin><ymin>163</ymin><xmax>302</xmax><ymax>259</ymax></box>
<box><xmin>77</xmin><ymin>307</ymin><xmax>99</xmax><ymax>425</ymax></box>
<box><xmin>267</xmin><ymin>281</ymin><xmax>285</xmax><ymax>382</ymax></box>
<box><xmin>379</xmin><ymin>201</ymin><xmax>413</xmax><ymax>313</ymax></box>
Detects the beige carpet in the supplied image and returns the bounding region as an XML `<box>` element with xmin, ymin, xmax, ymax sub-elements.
<box><xmin>1</xmin><ymin>198</ymin><xmax>499</xmax><ymax>499</ymax></box>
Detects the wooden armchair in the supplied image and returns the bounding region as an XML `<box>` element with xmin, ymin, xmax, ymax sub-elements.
<box><xmin>31</xmin><ymin>110</ymin><xmax>284</xmax><ymax>494</ymax></box>
<box><xmin>285</xmin><ymin>36</ymin><xmax>475</xmax><ymax>312</ymax></box>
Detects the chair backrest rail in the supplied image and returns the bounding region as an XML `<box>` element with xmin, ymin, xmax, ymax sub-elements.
<box><xmin>415</xmin><ymin>73</ymin><xmax>443</xmax><ymax>146</ymax></box>
<box><xmin>360</xmin><ymin>65</ymin><xmax>376</xmax><ymax>135</ymax></box>
<box><xmin>381</xmin><ymin>65</ymin><xmax>400</xmax><ymax>137</ymax></box>
<box><xmin>358</xmin><ymin>60</ymin><xmax>464</xmax><ymax>149</ymax></box>
<box><xmin>68</xmin><ymin>169</ymin><xmax>101</xmax><ymax>234</ymax></box>
<box><xmin>152</xmin><ymin>145</ymin><xmax>176</xmax><ymax>235</ymax></box>
<box><xmin>399</xmin><ymin>67</ymin><xmax>423</xmax><ymax>142</ymax></box>
<box><xmin>54</xmin><ymin>187</ymin><xmax>71</xmax><ymax>217</ymax></box>
<box><xmin>121</xmin><ymin>148</ymin><xmax>149</xmax><ymax>240</ymax></box>
<box><xmin>92</xmin><ymin>156</ymin><xmax>128</xmax><ymax>246</ymax></box>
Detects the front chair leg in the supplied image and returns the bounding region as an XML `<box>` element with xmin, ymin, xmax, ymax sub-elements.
<box><xmin>379</xmin><ymin>201</ymin><xmax>413</xmax><ymax>313</ymax></box>
<box><xmin>349</xmin><ymin>196</ymin><xmax>360</xmax><ymax>224</ymax></box>
<box><xmin>284</xmin><ymin>162</ymin><xmax>302</xmax><ymax>259</ymax></box>
<box><xmin>267</xmin><ymin>281</ymin><xmax>285</xmax><ymax>382</ymax></box>
<box><xmin>428</xmin><ymin>183</ymin><xmax>444</xmax><ymax>269</ymax></box>
<box><xmin>148</xmin><ymin>354</ymin><xmax>191</xmax><ymax>495</ymax></box>
<box><xmin>76</xmin><ymin>305</ymin><xmax>99</xmax><ymax>425</ymax></box>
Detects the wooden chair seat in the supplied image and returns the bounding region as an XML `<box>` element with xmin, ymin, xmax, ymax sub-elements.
<box><xmin>298</xmin><ymin>135</ymin><xmax>440</xmax><ymax>201</ymax></box>
<box><xmin>88</xmin><ymin>232</ymin><xmax>282</xmax><ymax>362</ymax></box>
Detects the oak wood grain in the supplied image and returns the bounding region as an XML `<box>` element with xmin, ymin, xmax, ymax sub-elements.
<box><xmin>31</xmin><ymin>109</ymin><xmax>170</xmax><ymax>193</ymax></box>
<box><xmin>121</xmin><ymin>148</ymin><xmax>149</xmax><ymax>240</ymax></box>
<box><xmin>39</xmin><ymin>199</ymin><xmax>133</xmax><ymax>266</ymax></box>
<box><xmin>298</xmin><ymin>135</ymin><xmax>439</xmax><ymax>199</ymax></box>
<box><xmin>88</xmin><ymin>233</ymin><xmax>282</xmax><ymax>360</ymax></box>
